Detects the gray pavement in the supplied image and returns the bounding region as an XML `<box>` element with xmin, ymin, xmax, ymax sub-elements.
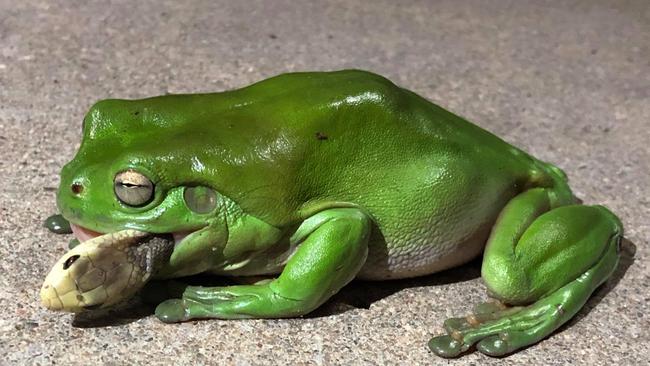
<box><xmin>1</xmin><ymin>0</ymin><xmax>648</xmax><ymax>365</ymax></box>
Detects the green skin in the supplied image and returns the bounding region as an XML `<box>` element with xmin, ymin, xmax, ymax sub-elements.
<box><xmin>51</xmin><ymin>70</ymin><xmax>622</xmax><ymax>357</ymax></box>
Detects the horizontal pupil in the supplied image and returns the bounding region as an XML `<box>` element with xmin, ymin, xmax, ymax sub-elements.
<box><xmin>120</xmin><ymin>183</ymin><xmax>143</xmax><ymax>188</ymax></box>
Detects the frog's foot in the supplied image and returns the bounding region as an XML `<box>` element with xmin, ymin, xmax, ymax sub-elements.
<box><xmin>430</xmin><ymin>188</ymin><xmax>622</xmax><ymax>358</ymax></box>
<box><xmin>155</xmin><ymin>283</ymin><xmax>305</xmax><ymax>321</ymax></box>
<box><xmin>429</xmin><ymin>261</ymin><xmax>608</xmax><ymax>357</ymax></box>
<box><xmin>155</xmin><ymin>208</ymin><xmax>370</xmax><ymax>322</ymax></box>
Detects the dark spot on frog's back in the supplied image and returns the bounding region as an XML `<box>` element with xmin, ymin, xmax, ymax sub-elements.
<box><xmin>315</xmin><ymin>132</ymin><xmax>328</xmax><ymax>140</ymax></box>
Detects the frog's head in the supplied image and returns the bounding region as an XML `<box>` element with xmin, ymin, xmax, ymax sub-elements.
<box><xmin>57</xmin><ymin>98</ymin><xmax>236</xmax><ymax>275</ymax></box>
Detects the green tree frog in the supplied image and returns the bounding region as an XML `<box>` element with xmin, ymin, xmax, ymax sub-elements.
<box><xmin>41</xmin><ymin>70</ymin><xmax>622</xmax><ymax>358</ymax></box>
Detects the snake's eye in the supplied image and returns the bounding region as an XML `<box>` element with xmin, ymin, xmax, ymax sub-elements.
<box><xmin>114</xmin><ymin>170</ymin><xmax>154</xmax><ymax>207</ymax></box>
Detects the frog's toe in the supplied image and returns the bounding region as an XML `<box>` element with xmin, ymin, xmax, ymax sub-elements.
<box><xmin>443</xmin><ymin>316</ymin><xmax>473</xmax><ymax>333</ymax></box>
<box><xmin>431</xmin><ymin>307</ymin><xmax>528</xmax><ymax>358</ymax></box>
<box><xmin>428</xmin><ymin>334</ymin><xmax>467</xmax><ymax>358</ymax></box>
<box><xmin>442</xmin><ymin>307</ymin><xmax>521</xmax><ymax>334</ymax></box>
<box><xmin>473</xmin><ymin>300</ymin><xmax>508</xmax><ymax>315</ymax></box>
<box><xmin>476</xmin><ymin>333</ymin><xmax>517</xmax><ymax>357</ymax></box>
<box><xmin>155</xmin><ymin>299</ymin><xmax>190</xmax><ymax>323</ymax></box>
<box><xmin>475</xmin><ymin>323</ymin><xmax>554</xmax><ymax>357</ymax></box>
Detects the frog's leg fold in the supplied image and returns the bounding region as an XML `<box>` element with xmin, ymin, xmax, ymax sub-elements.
<box><xmin>429</xmin><ymin>188</ymin><xmax>622</xmax><ymax>357</ymax></box>
<box><xmin>155</xmin><ymin>208</ymin><xmax>370</xmax><ymax>322</ymax></box>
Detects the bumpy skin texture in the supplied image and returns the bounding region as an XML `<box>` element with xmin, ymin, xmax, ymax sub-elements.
<box><xmin>52</xmin><ymin>70</ymin><xmax>622</xmax><ymax>358</ymax></box>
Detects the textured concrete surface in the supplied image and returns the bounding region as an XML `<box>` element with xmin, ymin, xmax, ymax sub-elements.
<box><xmin>1</xmin><ymin>0</ymin><xmax>648</xmax><ymax>364</ymax></box>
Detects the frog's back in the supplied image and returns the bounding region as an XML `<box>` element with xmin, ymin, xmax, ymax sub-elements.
<box><xmin>244</xmin><ymin>70</ymin><xmax>554</xmax><ymax>279</ymax></box>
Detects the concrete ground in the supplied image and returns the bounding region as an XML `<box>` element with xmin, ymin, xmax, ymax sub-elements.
<box><xmin>1</xmin><ymin>0</ymin><xmax>648</xmax><ymax>364</ymax></box>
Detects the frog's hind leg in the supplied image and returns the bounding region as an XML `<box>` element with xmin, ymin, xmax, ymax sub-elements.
<box><xmin>429</xmin><ymin>188</ymin><xmax>622</xmax><ymax>357</ymax></box>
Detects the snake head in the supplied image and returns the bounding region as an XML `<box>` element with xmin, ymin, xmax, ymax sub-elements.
<box><xmin>40</xmin><ymin>230</ymin><xmax>173</xmax><ymax>312</ymax></box>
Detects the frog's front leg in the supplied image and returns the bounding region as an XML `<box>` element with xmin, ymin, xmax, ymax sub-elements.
<box><xmin>155</xmin><ymin>208</ymin><xmax>370</xmax><ymax>321</ymax></box>
<box><xmin>429</xmin><ymin>188</ymin><xmax>622</xmax><ymax>357</ymax></box>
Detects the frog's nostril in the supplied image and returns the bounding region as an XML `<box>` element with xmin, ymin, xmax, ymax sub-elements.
<box><xmin>71</xmin><ymin>183</ymin><xmax>84</xmax><ymax>195</ymax></box>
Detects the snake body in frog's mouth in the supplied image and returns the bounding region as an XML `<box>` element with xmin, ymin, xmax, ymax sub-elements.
<box><xmin>70</xmin><ymin>223</ymin><xmax>192</xmax><ymax>247</ymax></box>
<box><xmin>40</xmin><ymin>226</ymin><xmax>179</xmax><ymax>312</ymax></box>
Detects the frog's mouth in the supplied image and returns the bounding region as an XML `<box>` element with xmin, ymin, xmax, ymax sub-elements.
<box><xmin>70</xmin><ymin>224</ymin><xmax>104</xmax><ymax>243</ymax></box>
<box><xmin>70</xmin><ymin>223</ymin><xmax>191</xmax><ymax>246</ymax></box>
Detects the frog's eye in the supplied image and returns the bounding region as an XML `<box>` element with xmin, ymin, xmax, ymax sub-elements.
<box><xmin>114</xmin><ymin>170</ymin><xmax>154</xmax><ymax>207</ymax></box>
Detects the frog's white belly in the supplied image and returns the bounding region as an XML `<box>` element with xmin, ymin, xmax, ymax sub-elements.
<box><xmin>212</xmin><ymin>212</ymin><xmax>497</xmax><ymax>280</ymax></box>
<box><xmin>357</xmin><ymin>218</ymin><xmax>493</xmax><ymax>280</ymax></box>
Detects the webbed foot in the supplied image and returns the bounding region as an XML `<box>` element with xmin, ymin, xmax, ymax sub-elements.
<box><xmin>429</xmin><ymin>297</ymin><xmax>567</xmax><ymax>357</ymax></box>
